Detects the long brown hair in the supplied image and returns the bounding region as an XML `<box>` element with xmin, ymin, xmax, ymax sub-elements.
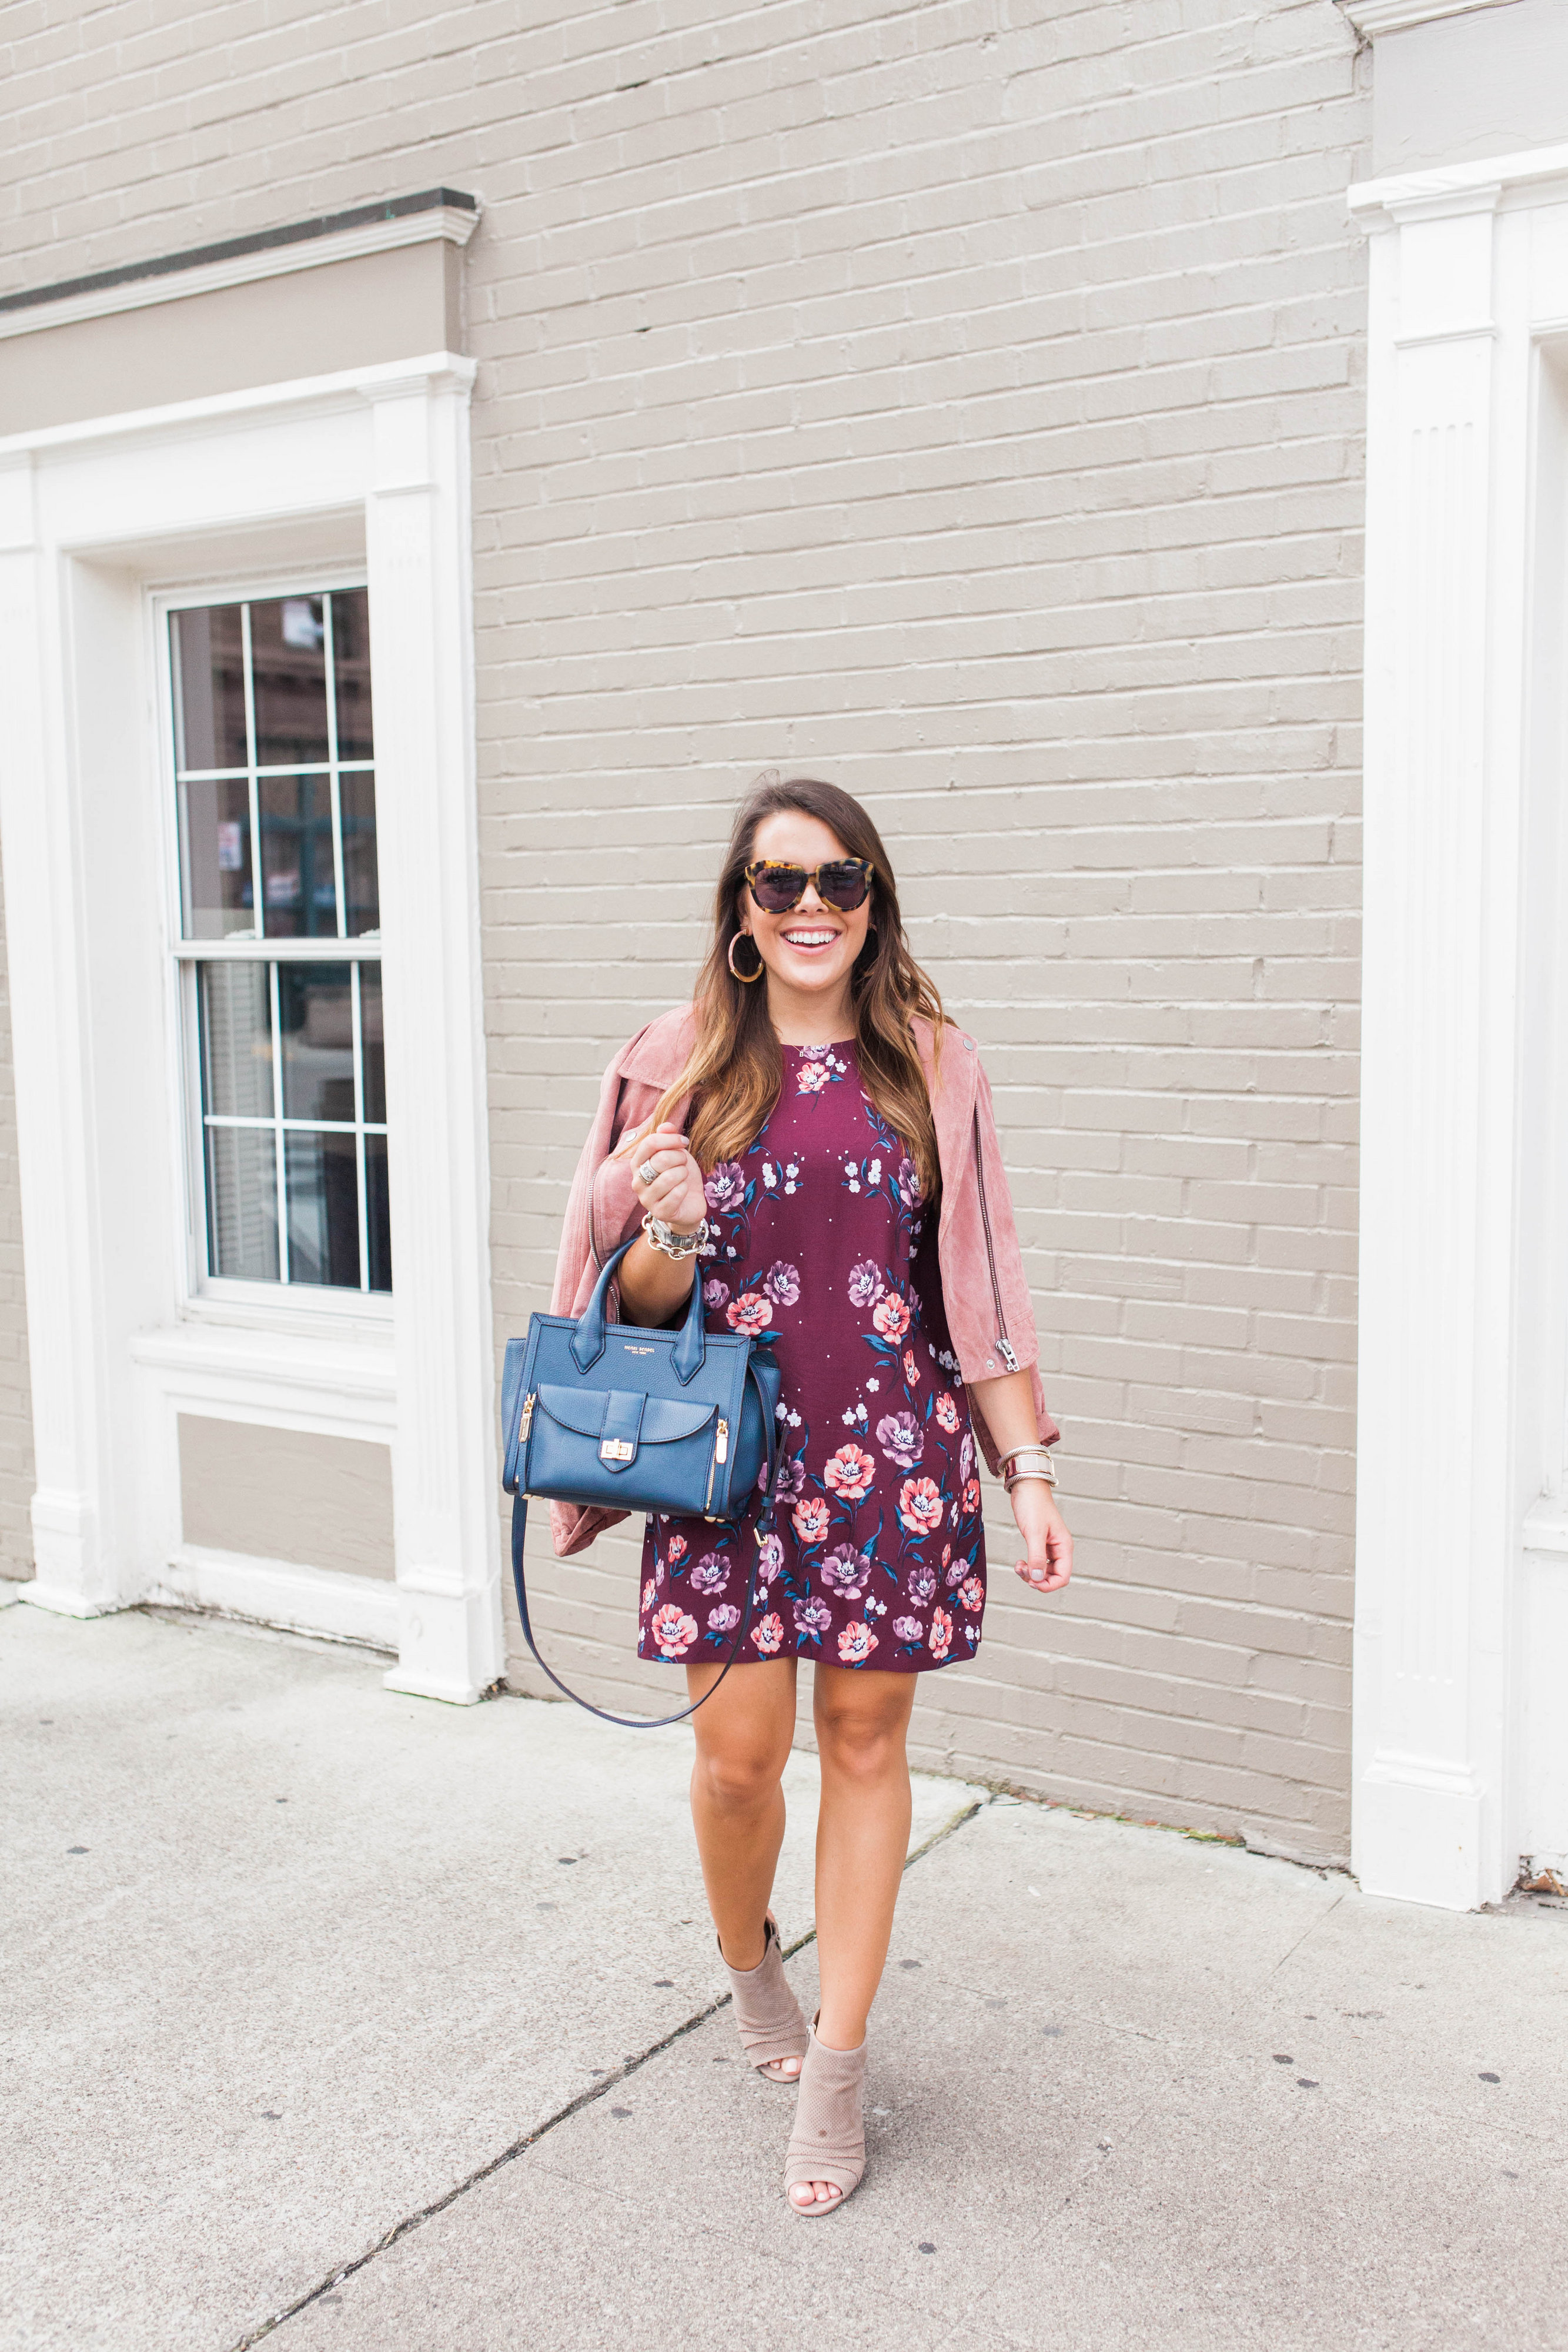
<box><xmin>635</xmin><ymin>775</ymin><xmax>946</xmax><ymax>1198</ymax></box>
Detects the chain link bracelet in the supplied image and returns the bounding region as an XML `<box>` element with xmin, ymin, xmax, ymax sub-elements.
<box><xmin>641</xmin><ymin>1213</ymin><xmax>712</xmax><ymax>1262</ymax></box>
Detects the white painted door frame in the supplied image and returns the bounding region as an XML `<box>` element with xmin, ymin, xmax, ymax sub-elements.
<box><xmin>1351</xmin><ymin>143</ymin><xmax>1568</xmax><ymax>1906</ymax></box>
<box><xmin>0</xmin><ymin>353</ymin><xmax>502</xmax><ymax>1703</ymax></box>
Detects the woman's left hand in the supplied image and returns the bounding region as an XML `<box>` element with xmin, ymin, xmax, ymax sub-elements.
<box><xmin>1009</xmin><ymin>1478</ymin><xmax>1072</xmax><ymax>1595</ymax></box>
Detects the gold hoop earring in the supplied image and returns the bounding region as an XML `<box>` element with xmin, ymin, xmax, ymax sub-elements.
<box><xmin>728</xmin><ymin>931</ymin><xmax>765</xmax><ymax>984</ymax></box>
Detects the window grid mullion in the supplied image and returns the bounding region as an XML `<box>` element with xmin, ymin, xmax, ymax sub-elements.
<box><xmin>323</xmin><ymin>593</ymin><xmax>348</xmax><ymax>940</ymax></box>
<box><xmin>350</xmin><ymin>963</ymin><xmax>370</xmax><ymax>1292</ymax></box>
<box><xmin>240</xmin><ymin>604</ymin><xmax>263</xmax><ymax>944</ymax></box>
<box><xmin>269</xmin><ymin>959</ymin><xmax>290</xmax><ymax>1283</ymax></box>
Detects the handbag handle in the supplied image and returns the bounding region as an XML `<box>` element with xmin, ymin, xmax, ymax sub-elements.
<box><xmin>571</xmin><ymin>1233</ymin><xmax>707</xmax><ymax>1384</ymax></box>
<box><xmin>510</xmin><ymin>1353</ymin><xmax>784</xmax><ymax>1728</ymax></box>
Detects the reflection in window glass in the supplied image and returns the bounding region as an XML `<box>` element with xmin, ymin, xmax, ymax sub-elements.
<box><xmin>259</xmin><ymin>774</ymin><xmax>337</xmax><ymax>938</ymax></box>
<box><xmin>285</xmin><ymin>1129</ymin><xmax>362</xmax><ymax>1289</ymax></box>
<box><xmin>179</xmin><ymin>776</ymin><xmax>255</xmax><ymax>937</ymax></box>
<box><xmin>249</xmin><ymin>596</ymin><xmax>330</xmax><ymax>769</ymax></box>
<box><xmin>279</xmin><ymin>965</ymin><xmax>355</xmax><ymax>1124</ymax></box>
<box><xmin>205</xmin><ymin>1125</ymin><xmax>280</xmax><ymax>1282</ymax></box>
<box><xmin>359</xmin><ymin>966</ymin><xmax>385</xmax><ymax>1123</ymax></box>
<box><xmin>173</xmin><ymin>604</ymin><xmax>248</xmax><ymax>773</ymax></box>
<box><xmin>333</xmin><ymin>587</ymin><xmax>375</xmax><ymax>761</ymax></box>
<box><xmin>340</xmin><ymin>770</ymin><xmax>380</xmax><ymax>935</ymax></box>
<box><xmin>365</xmin><ymin>1131</ymin><xmax>392</xmax><ymax>1293</ymax></box>
<box><xmin>199</xmin><ymin>964</ymin><xmax>273</xmax><ymax>1121</ymax></box>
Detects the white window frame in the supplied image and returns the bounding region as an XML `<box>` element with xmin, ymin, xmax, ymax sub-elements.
<box><xmin>0</xmin><ymin>351</ymin><xmax>502</xmax><ymax>1702</ymax></box>
<box><xmin>152</xmin><ymin>566</ymin><xmax>396</xmax><ymax>1331</ymax></box>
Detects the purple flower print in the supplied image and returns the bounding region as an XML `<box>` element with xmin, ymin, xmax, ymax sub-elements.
<box><xmin>707</xmin><ymin>1602</ymin><xmax>741</xmax><ymax>1633</ymax></box>
<box><xmin>895</xmin><ymin>1156</ymin><xmax>922</xmax><ymax>1207</ymax></box>
<box><xmin>875</xmin><ymin>1410</ymin><xmax>923</xmax><ymax>1469</ymax></box>
<box><xmin>945</xmin><ymin>1556</ymin><xmax>968</xmax><ymax>1590</ymax></box>
<box><xmin>704</xmin><ymin>1161</ymin><xmax>747</xmax><ymax>1215</ymax></box>
<box><xmin>703</xmin><ymin>1276</ymin><xmax>731</xmax><ymax>1310</ymax></box>
<box><xmin>847</xmin><ymin>1258</ymin><xmax>884</xmax><ymax>1308</ymax></box>
<box><xmin>794</xmin><ymin>1595</ymin><xmax>834</xmax><ymax>1638</ymax></box>
<box><xmin>691</xmin><ymin>1552</ymin><xmax>730</xmax><ymax>1595</ymax></box>
<box><xmin>958</xmin><ymin>1429</ymin><xmax>976</xmax><ymax>1486</ymax></box>
<box><xmin>892</xmin><ymin>1616</ymin><xmax>924</xmax><ymax>1643</ymax></box>
<box><xmin>908</xmin><ymin>1563</ymin><xmax>937</xmax><ymax>1607</ymax></box>
<box><xmin>764</xmin><ymin>1259</ymin><xmax>801</xmax><ymax>1307</ymax></box>
<box><xmin>774</xmin><ymin>1454</ymin><xmax>807</xmax><ymax>1504</ymax></box>
<box><xmin>757</xmin><ymin>1534</ymin><xmax>784</xmax><ymax>1586</ymax></box>
<box><xmin>821</xmin><ymin>1544</ymin><xmax>870</xmax><ymax>1601</ymax></box>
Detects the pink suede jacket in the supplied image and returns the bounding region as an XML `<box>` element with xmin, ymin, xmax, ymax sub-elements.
<box><xmin>547</xmin><ymin>1005</ymin><xmax>1059</xmax><ymax>1556</ymax></box>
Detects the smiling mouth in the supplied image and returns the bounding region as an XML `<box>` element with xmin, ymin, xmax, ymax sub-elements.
<box><xmin>781</xmin><ymin>928</ymin><xmax>839</xmax><ymax>950</ymax></box>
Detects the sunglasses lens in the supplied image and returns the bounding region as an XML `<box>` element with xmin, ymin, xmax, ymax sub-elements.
<box><xmin>818</xmin><ymin>861</ymin><xmax>871</xmax><ymax>911</ymax></box>
<box><xmin>750</xmin><ymin>865</ymin><xmax>807</xmax><ymax>912</ymax></box>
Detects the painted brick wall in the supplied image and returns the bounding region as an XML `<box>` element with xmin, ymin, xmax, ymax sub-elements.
<box><xmin>2</xmin><ymin>0</ymin><xmax>1369</xmax><ymax>1859</ymax></box>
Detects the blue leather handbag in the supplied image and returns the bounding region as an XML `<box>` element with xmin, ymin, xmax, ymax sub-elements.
<box><xmin>502</xmin><ymin>1236</ymin><xmax>785</xmax><ymax>1726</ymax></box>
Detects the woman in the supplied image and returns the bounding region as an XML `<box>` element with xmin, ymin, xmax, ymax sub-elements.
<box><xmin>550</xmin><ymin>774</ymin><xmax>1071</xmax><ymax>2214</ymax></box>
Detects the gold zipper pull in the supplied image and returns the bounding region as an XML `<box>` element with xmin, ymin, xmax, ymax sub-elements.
<box><xmin>715</xmin><ymin>1418</ymin><xmax>729</xmax><ymax>1464</ymax></box>
<box><xmin>519</xmin><ymin>1391</ymin><xmax>536</xmax><ymax>1440</ymax></box>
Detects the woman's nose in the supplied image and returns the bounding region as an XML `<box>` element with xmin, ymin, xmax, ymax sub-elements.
<box><xmin>797</xmin><ymin>878</ymin><xmax>826</xmax><ymax>914</ymax></box>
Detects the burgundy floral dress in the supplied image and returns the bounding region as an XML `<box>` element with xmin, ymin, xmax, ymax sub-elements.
<box><xmin>637</xmin><ymin>1039</ymin><xmax>986</xmax><ymax>1673</ymax></box>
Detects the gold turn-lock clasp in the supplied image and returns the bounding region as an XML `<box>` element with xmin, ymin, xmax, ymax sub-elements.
<box><xmin>600</xmin><ymin>1438</ymin><xmax>636</xmax><ymax>1463</ymax></box>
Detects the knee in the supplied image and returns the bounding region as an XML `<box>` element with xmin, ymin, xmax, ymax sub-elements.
<box><xmin>816</xmin><ymin>1711</ymin><xmax>907</xmax><ymax>1789</ymax></box>
<box><xmin>694</xmin><ymin>1741</ymin><xmax>785</xmax><ymax>1814</ymax></box>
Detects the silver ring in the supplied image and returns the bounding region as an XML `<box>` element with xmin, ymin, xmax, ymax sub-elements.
<box><xmin>636</xmin><ymin>1159</ymin><xmax>658</xmax><ymax>1186</ymax></box>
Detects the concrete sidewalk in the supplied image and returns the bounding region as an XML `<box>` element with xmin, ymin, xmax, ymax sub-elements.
<box><xmin>5</xmin><ymin>1605</ymin><xmax>1566</xmax><ymax>2352</ymax></box>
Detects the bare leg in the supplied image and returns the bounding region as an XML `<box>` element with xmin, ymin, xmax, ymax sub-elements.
<box><xmin>686</xmin><ymin>1655</ymin><xmax>799</xmax><ymax>2027</ymax></box>
<box><xmin>792</xmin><ymin>1663</ymin><xmax>916</xmax><ymax>2209</ymax></box>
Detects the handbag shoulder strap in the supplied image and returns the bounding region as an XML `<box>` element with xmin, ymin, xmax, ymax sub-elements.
<box><xmin>509</xmin><ymin>1355</ymin><xmax>783</xmax><ymax>1728</ymax></box>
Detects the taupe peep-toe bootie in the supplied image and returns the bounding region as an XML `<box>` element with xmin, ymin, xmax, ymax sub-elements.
<box><xmin>720</xmin><ymin>1915</ymin><xmax>810</xmax><ymax>2083</ymax></box>
<box><xmin>784</xmin><ymin>2025</ymin><xmax>867</xmax><ymax>2213</ymax></box>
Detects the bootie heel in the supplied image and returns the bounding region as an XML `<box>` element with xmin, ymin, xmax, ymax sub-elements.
<box><xmin>784</xmin><ymin>2026</ymin><xmax>867</xmax><ymax>2214</ymax></box>
<box><xmin>720</xmin><ymin>1915</ymin><xmax>809</xmax><ymax>2084</ymax></box>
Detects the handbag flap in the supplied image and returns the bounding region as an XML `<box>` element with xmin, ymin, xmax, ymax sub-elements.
<box><xmin>536</xmin><ymin>1384</ymin><xmax>717</xmax><ymax>1450</ymax></box>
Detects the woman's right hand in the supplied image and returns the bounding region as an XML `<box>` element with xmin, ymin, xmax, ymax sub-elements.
<box><xmin>627</xmin><ymin>1124</ymin><xmax>707</xmax><ymax>1235</ymax></box>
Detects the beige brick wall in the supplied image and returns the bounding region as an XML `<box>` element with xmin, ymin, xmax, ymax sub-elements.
<box><xmin>2</xmin><ymin>0</ymin><xmax>1369</xmax><ymax>1859</ymax></box>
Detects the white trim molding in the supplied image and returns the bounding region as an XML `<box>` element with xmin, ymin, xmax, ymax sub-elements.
<box><xmin>1350</xmin><ymin>143</ymin><xmax>1568</xmax><ymax>1906</ymax></box>
<box><xmin>0</xmin><ymin>352</ymin><xmax>503</xmax><ymax>1703</ymax></box>
<box><xmin>1339</xmin><ymin>0</ymin><xmax>1522</xmax><ymax>36</ymax></box>
<box><xmin>0</xmin><ymin>198</ymin><xmax>479</xmax><ymax>343</ymax></box>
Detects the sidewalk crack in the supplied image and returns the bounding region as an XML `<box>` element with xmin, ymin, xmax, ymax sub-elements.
<box><xmin>225</xmin><ymin>1790</ymin><xmax>989</xmax><ymax>2348</ymax></box>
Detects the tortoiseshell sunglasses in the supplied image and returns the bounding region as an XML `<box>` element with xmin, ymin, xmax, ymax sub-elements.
<box><xmin>744</xmin><ymin>857</ymin><xmax>875</xmax><ymax>914</ymax></box>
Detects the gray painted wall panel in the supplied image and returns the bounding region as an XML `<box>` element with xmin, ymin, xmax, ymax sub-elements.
<box><xmin>178</xmin><ymin>1416</ymin><xmax>394</xmax><ymax>1579</ymax></box>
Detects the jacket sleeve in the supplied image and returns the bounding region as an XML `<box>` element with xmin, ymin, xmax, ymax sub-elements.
<box><xmin>940</xmin><ymin>1055</ymin><xmax>1060</xmax><ymax>1475</ymax></box>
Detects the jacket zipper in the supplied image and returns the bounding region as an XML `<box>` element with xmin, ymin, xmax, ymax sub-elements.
<box><xmin>971</xmin><ymin>1107</ymin><xmax>1018</xmax><ymax>1374</ymax></box>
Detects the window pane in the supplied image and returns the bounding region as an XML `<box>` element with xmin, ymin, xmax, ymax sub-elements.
<box><xmin>279</xmin><ymin>965</ymin><xmax>355</xmax><ymax>1123</ymax></box>
<box><xmin>332</xmin><ymin>587</ymin><xmax>375</xmax><ymax>761</ymax></box>
<box><xmin>285</xmin><ymin>1130</ymin><xmax>362</xmax><ymax>1289</ymax></box>
<box><xmin>359</xmin><ymin>964</ymin><xmax>385</xmax><ymax>1123</ymax></box>
<box><xmin>173</xmin><ymin>605</ymin><xmax>248</xmax><ymax>773</ymax></box>
<box><xmin>179</xmin><ymin>776</ymin><xmax>255</xmax><ymax>938</ymax></box>
<box><xmin>365</xmin><ymin>1131</ymin><xmax>392</xmax><ymax>1292</ymax></box>
<box><xmin>250</xmin><ymin>596</ymin><xmax>330</xmax><ymax>769</ymax></box>
<box><xmin>199</xmin><ymin>963</ymin><xmax>273</xmax><ymax>1120</ymax></box>
<box><xmin>341</xmin><ymin>771</ymin><xmax>380</xmax><ymax>935</ymax></box>
<box><xmin>205</xmin><ymin>1124</ymin><xmax>279</xmax><ymax>1281</ymax></box>
<box><xmin>259</xmin><ymin>774</ymin><xmax>337</xmax><ymax>938</ymax></box>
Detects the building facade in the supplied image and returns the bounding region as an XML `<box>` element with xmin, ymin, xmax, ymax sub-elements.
<box><xmin>0</xmin><ymin>0</ymin><xmax>1562</xmax><ymax>1907</ymax></box>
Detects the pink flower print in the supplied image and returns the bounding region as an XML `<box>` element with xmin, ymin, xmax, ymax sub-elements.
<box><xmin>963</xmin><ymin>1477</ymin><xmax>982</xmax><ymax>1516</ymax></box>
<box><xmin>764</xmin><ymin>1259</ymin><xmax>800</xmax><ymax>1306</ymax></box>
<box><xmin>641</xmin><ymin>1580</ymin><xmax>656</xmax><ymax>1612</ymax></box>
<box><xmin>650</xmin><ymin>1603</ymin><xmax>698</xmax><ymax>1658</ymax></box>
<box><xmin>821</xmin><ymin>1544</ymin><xmax>870</xmax><ymax>1600</ymax></box>
<box><xmin>703</xmin><ymin>1276</ymin><xmax>731</xmax><ymax>1310</ymax></box>
<box><xmin>904</xmin><ymin>1348</ymin><xmax>920</xmax><ymax>1386</ymax></box>
<box><xmin>757</xmin><ymin>1533</ymin><xmax>784</xmax><ymax>1586</ymax></box>
<box><xmin>892</xmin><ymin>1616</ymin><xmax>924</xmax><ymax>1643</ymax></box>
<box><xmin>875</xmin><ymin>1411</ymin><xmax>922</xmax><ymax>1469</ymax></box>
<box><xmin>792</xmin><ymin>1494</ymin><xmax>831</xmax><ymax>1546</ymax></box>
<box><xmin>704</xmin><ymin>1161</ymin><xmax>746</xmax><ymax>1215</ymax></box>
<box><xmin>959</xmin><ymin>1431</ymin><xmax>976</xmax><ymax>1485</ymax></box>
<box><xmin>707</xmin><ymin>1602</ymin><xmax>741</xmax><ymax>1633</ymax></box>
<box><xmin>794</xmin><ymin>1595</ymin><xmax>833</xmax><ymax>1639</ymax></box>
<box><xmin>797</xmin><ymin>1060</ymin><xmax>830</xmax><ymax>1094</ymax></box>
<box><xmin>935</xmin><ymin>1392</ymin><xmax>959</xmax><ymax>1434</ymax></box>
<box><xmin>837</xmin><ymin>1620</ymin><xmax>879</xmax><ymax>1666</ymax></box>
<box><xmin>941</xmin><ymin>1544</ymin><xmax>951</xmax><ymax>1570</ymax></box>
<box><xmin>908</xmin><ymin>1562</ymin><xmax>937</xmax><ymax>1606</ymax></box>
<box><xmin>898</xmin><ymin>1476</ymin><xmax>944</xmax><ymax>1538</ymax></box>
<box><xmin>667</xmin><ymin>1534</ymin><xmax>688</xmax><ymax>1565</ymax></box>
<box><xmin>959</xmin><ymin>1574</ymin><xmax>985</xmax><ymax>1613</ymax></box>
<box><xmin>872</xmin><ymin>1293</ymin><xmax>911</xmax><ymax>1343</ymax></box>
<box><xmin>824</xmin><ymin>1444</ymin><xmax>876</xmax><ymax>1502</ymax></box>
<box><xmin>847</xmin><ymin>1259</ymin><xmax>884</xmax><ymax>1309</ymax></box>
<box><xmin>691</xmin><ymin>1552</ymin><xmax>729</xmax><ymax>1596</ymax></box>
<box><xmin>726</xmin><ymin>1291</ymin><xmax>770</xmax><ymax>1337</ymax></box>
<box><xmin>751</xmin><ymin>1611</ymin><xmax>784</xmax><ymax>1655</ymax></box>
<box><xmin>928</xmin><ymin>1606</ymin><xmax>953</xmax><ymax>1662</ymax></box>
